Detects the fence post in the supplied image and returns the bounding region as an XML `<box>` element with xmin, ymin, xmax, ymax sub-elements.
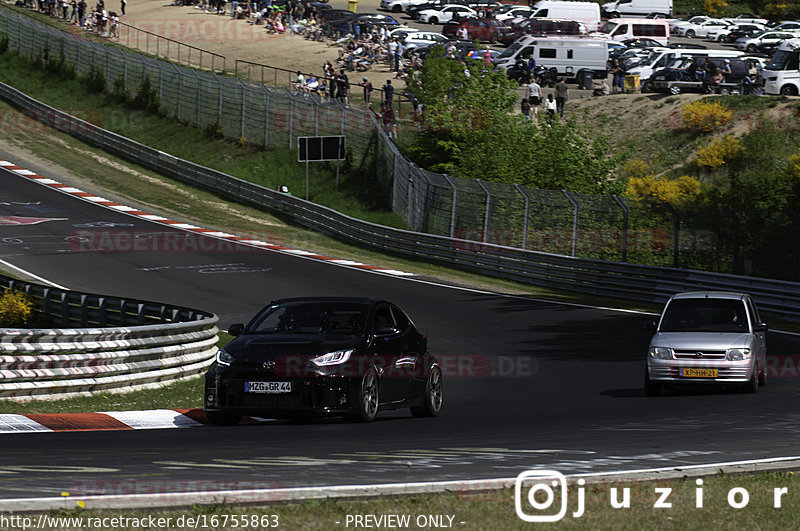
<box><xmin>289</xmin><ymin>91</ymin><xmax>295</xmax><ymax>149</ymax></box>
<box><xmin>443</xmin><ymin>174</ymin><xmax>458</xmax><ymax>239</ymax></box>
<box><xmin>196</xmin><ymin>70</ymin><xmax>202</xmax><ymax>126</ymax></box>
<box><xmin>263</xmin><ymin>84</ymin><xmax>270</xmax><ymax>148</ymax></box>
<box><xmin>476</xmin><ymin>180</ymin><xmax>492</xmax><ymax>244</ymax></box>
<box><xmin>515</xmin><ymin>185</ymin><xmax>531</xmax><ymax>250</ymax></box>
<box><xmin>563</xmin><ymin>190</ymin><xmax>579</xmax><ymax>257</ymax></box>
<box><xmin>613</xmin><ymin>194</ymin><xmax>629</xmax><ymax>263</ymax></box>
<box><xmin>721</xmin><ymin>206</ymin><xmax>740</xmax><ymax>274</ymax></box>
<box><xmin>176</xmin><ymin>63</ymin><xmax>183</xmax><ymax>120</ymax></box>
<box><xmin>217</xmin><ymin>72</ymin><xmax>223</xmax><ymax>126</ymax></box>
<box><xmin>662</xmin><ymin>202</ymin><xmax>681</xmax><ymax>268</ymax></box>
<box><xmin>240</xmin><ymin>80</ymin><xmax>247</xmax><ymax>140</ymax></box>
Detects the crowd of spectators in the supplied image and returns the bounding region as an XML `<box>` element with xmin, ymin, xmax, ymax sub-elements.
<box><xmin>18</xmin><ymin>0</ymin><xmax>123</xmax><ymax>39</ymax></box>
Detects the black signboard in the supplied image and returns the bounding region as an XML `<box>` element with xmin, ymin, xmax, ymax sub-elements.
<box><xmin>297</xmin><ymin>136</ymin><xmax>346</xmax><ymax>162</ymax></box>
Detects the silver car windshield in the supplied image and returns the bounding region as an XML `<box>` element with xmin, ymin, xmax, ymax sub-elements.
<box><xmin>660</xmin><ymin>298</ymin><xmax>748</xmax><ymax>333</ymax></box>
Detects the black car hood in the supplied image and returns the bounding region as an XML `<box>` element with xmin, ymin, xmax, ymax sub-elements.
<box><xmin>225</xmin><ymin>334</ymin><xmax>361</xmax><ymax>362</ymax></box>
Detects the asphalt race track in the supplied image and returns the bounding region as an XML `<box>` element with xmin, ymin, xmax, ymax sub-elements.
<box><xmin>2</xmin><ymin>157</ymin><xmax>800</xmax><ymax>502</ymax></box>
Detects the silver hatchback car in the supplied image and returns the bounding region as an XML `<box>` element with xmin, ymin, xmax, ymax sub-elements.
<box><xmin>645</xmin><ymin>291</ymin><xmax>767</xmax><ymax>396</ymax></box>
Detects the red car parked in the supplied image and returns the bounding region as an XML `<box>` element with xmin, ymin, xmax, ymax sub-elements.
<box><xmin>441</xmin><ymin>17</ymin><xmax>512</xmax><ymax>43</ymax></box>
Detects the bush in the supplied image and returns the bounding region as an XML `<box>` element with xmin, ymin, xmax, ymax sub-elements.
<box><xmin>0</xmin><ymin>289</ymin><xmax>35</xmax><ymax>328</ymax></box>
<box><xmin>703</xmin><ymin>0</ymin><xmax>727</xmax><ymax>16</ymax></box>
<box><xmin>681</xmin><ymin>100</ymin><xmax>733</xmax><ymax>132</ymax></box>
<box><xmin>696</xmin><ymin>134</ymin><xmax>741</xmax><ymax>168</ymax></box>
<box><xmin>625</xmin><ymin>174</ymin><xmax>702</xmax><ymax>204</ymax></box>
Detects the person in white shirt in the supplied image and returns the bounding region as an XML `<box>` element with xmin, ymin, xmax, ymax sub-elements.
<box><xmin>526</xmin><ymin>79</ymin><xmax>541</xmax><ymax>114</ymax></box>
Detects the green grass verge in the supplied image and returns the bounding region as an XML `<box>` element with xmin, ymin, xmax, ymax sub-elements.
<box><xmin>36</xmin><ymin>471</ymin><xmax>800</xmax><ymax>529</ymax></box>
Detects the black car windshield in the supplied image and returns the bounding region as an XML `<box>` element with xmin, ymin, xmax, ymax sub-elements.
<box><xmin>247</xmin><ymin>302</ymin><xmax>369</xmax><ymax>335</ymax></box>
<box><xmin>660</xmin><ymin>298</ymin><xmax>748</xmax><ymax>333</ymax></box>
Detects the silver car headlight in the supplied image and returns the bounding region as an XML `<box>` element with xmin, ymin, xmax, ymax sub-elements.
<box><xmin>726</xmin><ymin>348</ymin><xmax>751</xmax><ymax>361</ymax></box>
<box><xmin>312</xmin><ymin>349</ymin><xmax>354</xmax><ymax>366</ymax></box>
<box><xmin>216</xmin><ymin>348</ymin><xmax>234</xmax><ymax>366</ymax></box>
<box><xmin>649</xmin><ymin>347</ymin><xmax>673</xmax><ymax>359</ymax></box>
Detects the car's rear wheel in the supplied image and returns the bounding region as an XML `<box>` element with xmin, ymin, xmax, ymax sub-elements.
<box><xmin>669</xmin><ymin>85</ymin><xmax>681</xmax><ymax>95</ymax></box>
<box><xmin>780</xmin><ymin>84</ymin><xmax>799</xmax><ymax>96</ymax></box>
<box><xmin>205</xmin><ymin>410</ymin><xmax>242</xmax><ymax>426</ymax></box>
<box><xmin>411</xmin><ymin>365</ymin><xmax>443</xmax><ymax>417</ymax></box>
<box><xmin>746</xmin><ymin>44</ymin><xmax>757</xmax><ymax>53</ymax></box>
<box><xmin>392</xmin><ymin>5</ymin><xmax>402</xmax><ymax>12</ymax></box>
<box><xmin>348</xmin><ymin>368</ymin><xmax>380</xmax><ymax>422</ymax></box>
<box><xmin>758</xmin><ymin>362</ymin><xmax>767</xmax><ymax>386</ymax></box>
<box><xmin>644</xmin><ymin>369</ymin><xmax>662</xmax><ymax>397</ymax></box>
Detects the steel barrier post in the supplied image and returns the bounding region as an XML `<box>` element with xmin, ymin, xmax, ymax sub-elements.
<box><xmin>477</xmin><ymin>180</ymin><xmax>492</xmax><ymax>244</ymax></box>
<box><xmin>563</xmin><ymin>190</ymin><xmax>579</xmax><ymax>257</ymax></box>
<box><xmin>613</xmin><ymin>194</ymin><xmax>629</xmax><ymax>262</ymax></box>
<box><xmin>443</xmin><ymin>174</ymin><xmax>458</xmax><ymax>239</ymax></box>
<box><xmin>515</xmin><ymin>184</ymin><xmax>531</xmax><ymax>250</ymax></box>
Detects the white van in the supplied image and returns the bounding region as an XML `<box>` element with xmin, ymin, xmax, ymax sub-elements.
<box><xmin>601</xmin><ymin>0</ymin><xmax>672</xmax><ymax>18</ymax></box>
<box><xmin>763</xmin><ymin>39</ymin><xmax>800</xmax><ymax>95</ymax></box>
<box><xmin>626</xmin><ymin>48</ymin><xmax>744</xmax><ymax>90</ymax></box>
<box><xmin>529</xmin><ymin>1</ymin><xmax>601</xmax><ymax>31</ymax></box>
<box><xmin>594</xmin><ymin>18</ymin><xmax>671</xmax><ymax>46</ymax></box>
<box><xmin>494</xmin><ymin>36</ymin><xmax>608</xmax><ymax>85</ymax></box>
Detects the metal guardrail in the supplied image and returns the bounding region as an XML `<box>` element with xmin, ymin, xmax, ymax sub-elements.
<box><xmin>2</xmin><ymin>81</ymin><xmax>800</xmax><ymax>321</ymax></box>
<box><xmin>0</xmin><ymin>273</ymin><xmax>219</xmax><ymax>400</ymax></box>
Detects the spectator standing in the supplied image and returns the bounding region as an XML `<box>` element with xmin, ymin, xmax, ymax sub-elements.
<box><xmin>545</xmin><ymin>93</ymin><xmax>556</xmax><ymax>124</ymax></box>
<box><xmin>554</xmin><ymin>78</ymin><xmax>567</xmax><ymax>118</ymax></box>
<box><xmin>526</xmin><ymin>78</ymin><xmax>541</xmax><ymax>115</ymax></box>
<box><xmin>520</xmin><ymin>97</ymin><xmax>531</xmax><ymax>121</ymax></box>
<box><xmin>119</xmin><ymin>0</ymin><xmax>125</xmax><ymax>15</ymax></box>
<box><xmin>394</xmin><ymin>40</ymin><xmax>404</xmax><ymax>72</ymax></box>
<box><xmin>456</xmin><ymin>25</ymin><xmax>468</xmax><ymax>40</ymax></box>
<box><xmin>362</xmin><ymin>77</ymin><xmax>373</xmax><ymax>104</ymax></box>
<box><xmin>336</xmin><ymin>69</ymin><xmax>349</xmax><ymax>104</ymax></box>
<box><xmin>382</xmin><ymin>79</ymin><xmax>394</xmax><ymax>106</ymax></box>
<box><xmin>77</xmin><ymin>0</ymin><xmax>86</xmax><ymax>25</ymax></box>
<box><xmin>387</xmin><ymin>38</ymin><xmax>397</xmax><ymax>69</ymax></box>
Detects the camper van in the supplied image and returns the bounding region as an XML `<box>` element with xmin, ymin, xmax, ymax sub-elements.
<box><xmin>594</xmin><ymin>18</ymin><xmax>671</xmax><ymax>46</ymax></box>
<box><xmin>601</xmin><ymin>0</ymin><xmax>672</xmax><ymax>18</ymax></box>
<box><xmin>763</xmin><ymin>39</ymin><xmax>800</xmax><ymax>95</ymax></box>
<box><xmin>529</xmin><ymin>1</ymin><xmax>601</xmax><ymax>31</ymax></box>
<box><xmin>494</xmin><ymin>36</ymin><xmax>608</xmax><ymax>85</ymax></box>
<box><xmin>625</xmin><ymin>47</ymin><xmax>743</xmax><ymax>90</ymax></box>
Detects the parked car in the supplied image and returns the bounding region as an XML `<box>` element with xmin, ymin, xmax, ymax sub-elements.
<box><xmin>500</xmin><ymin>18</ymin><xmax>587</xmax><ymax>46</ymax></box>
<box><xmin>380</xmin><ymin>0</ymin><xmax>428</xmax><ymax>13</ymax></box>
<box><xmin>771</xmin><ymin>21</ymin><xmax>800</xmax><ymax>32</ymax></box>
<box><xmin>706</xmin><ymin>23</ymin><xmax>765</xmax><ymax>43</ymax></box>
<box><xmin>402</xmin><ymin>30</ymin><xmax>451</xmax><ymax>54</ymax></box>
<box><xmin>736</xmin><ymin>30</ymin><xmax>799</xmax><ymax>52</ymax></box>
<box><xmin>670</xmin><ymin>15</ymin><xmax>711</xmax><ymax>33</ymax></box>
<box><xmin>419</xmin><ymin>4</ymin><xmax>477</xmax><ymax>24</ymax></box>
<box><xmin>494</xmin><ymin>6</ymin><xmax>534</xmax><ymax>21</ymax></box>
<box><xmin>620</xmin><ymin>37</ymin><xmax>663</xmax><ymax>48</ymax></box>
<box><xmin>723</xmin><ymin>13</ymin><xmax>768</xmax><ymax>26</ymax></box>
<box><xmin>442</xmin><ymin>17</ymin><xmax>511</xmax><ymax>42</ymax></box>
<box><xmin>407</xmin><ymin>0</ymin><xmax>470</xmax><ymax>19</ymax></box>
<box><xmin>204</xmin><ymin>297</ymin><xmax>443</xmax><ymax>424</ymax></box>
<box><xmin>674</xmin><ymin>18</ymin><xmax>730</xmax><ymax>38</ymax></box>
<box><xmin>644</xmin><ymin>291</ymin><xmax>767</xmax><ymax>396</ymax></box>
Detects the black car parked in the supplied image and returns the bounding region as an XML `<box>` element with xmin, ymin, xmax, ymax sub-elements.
<box><xmin>204</xmin><ymin>297</ymin><xmax>443</xmax><ymax>424</ymax></box>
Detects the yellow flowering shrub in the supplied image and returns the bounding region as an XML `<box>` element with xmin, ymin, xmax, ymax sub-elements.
<box><xmin>0</xmin><ymin>289</ymin><xmax>35</xmax><ymax>328</ymax></box>
<box><xmin>625</xmin><ymin>175</ymin><xmax>702</xmax><ymax>204</ymax></box>
<box><xmin>681</xmin><ymin>100</ymin><xmax>733</xmax><ymax>132</ymax></box>
<box><xmin>703</xmin><ymin>0</ymin><xmax>727</xmax><ymax>16</ymax></box>
<box><xmin>696</xmin><ymin>134</ymin><xmax>741</xmax><ymax>168</ymax></box>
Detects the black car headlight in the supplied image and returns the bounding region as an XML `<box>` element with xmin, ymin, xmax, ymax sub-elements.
<box><xmin>216</xmin><ymin>349</ymin><xmax>234</xmax><ymax>366</ymax></box>
<box><xmin>312</xmin><ymin>349</ymin><xmax>354</xmax><ymax>366</ymax></box>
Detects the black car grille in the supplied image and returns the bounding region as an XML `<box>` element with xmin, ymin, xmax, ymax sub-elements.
<box><xmin>220</xmin><ymin>378</ymin><xmax>347</xmax><ymax>409</ymax></box>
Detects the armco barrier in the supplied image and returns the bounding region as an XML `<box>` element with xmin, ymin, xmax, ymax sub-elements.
<box><xmin>3</xmin><ymin>83</ymin><xmax>800</xmax><ymax>321</ymax></box>
<box><xmin>0</xmin><ymin>273</ymin><xmax>219</xmax><ymax>400</ymax></box>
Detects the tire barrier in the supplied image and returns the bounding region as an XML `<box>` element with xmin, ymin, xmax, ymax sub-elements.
<box><xmin>0</xmin><ymin>273</ymin><xmax>218</xmax><ymax>400</ymax></box>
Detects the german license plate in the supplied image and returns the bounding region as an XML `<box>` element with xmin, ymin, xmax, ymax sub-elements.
<box><xmin>682</xmin><ymin>368</ymin><xmax>718</xmax><ymax>378</ymax></box>
<box><xmin>245</xmin><ymin>381</ymin><xmax>292</xmax><ymax>393</ymax></box>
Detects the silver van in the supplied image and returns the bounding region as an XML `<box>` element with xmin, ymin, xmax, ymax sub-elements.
<box><xmin>645</xmin><ymin>291</ymin><xmax>767</xmax><ymax>395</ymax></box>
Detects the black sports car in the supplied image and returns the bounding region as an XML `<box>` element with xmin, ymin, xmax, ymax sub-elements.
<box><xmin>204</xmin><ymin>297</ymin><xmax>443</xmax><ymax>424</ymax></box>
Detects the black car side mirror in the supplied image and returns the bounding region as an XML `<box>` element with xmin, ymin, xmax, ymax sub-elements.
<box><xmin>644</xmin><ymin>320</ymin><xmax>657</xmax><ymax>331</ymax></box>
<box><xmin>753</xmin><ymin>322</ymin><xmax>768</xmax><ymax>332</ymax></box>
<box><xmin>375</xmin><ymin>325</ymin><xmax>399</xmax><ymax>337</ymax></box>
<box><xmin>228</xmin><ymin>323</ymin><xmax>244</xmax><ymax>337</ymax></box>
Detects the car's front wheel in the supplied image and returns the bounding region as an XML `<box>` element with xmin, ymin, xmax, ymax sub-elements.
<box><xmin>743</xmin><ymin>366</ymin><xmax>759</xmax><ymax>393</ymax></box>
<box><xmin>428</xmin><ymin>16</ymin><xmax>438</xmax><ymax>24</ymax></box>
<box><xmin>411</xmin><ymin>365</ymin><xmax>443</xmax><ymax>417</ymax></box>
<box><xmin>205</xmin><ymin>410</ymin><xmax>242</xmax><ymax>426</ymax></box>
<box><xmin>644</xmin><ymin>369</ymin><xmax>662</xmax><ymax>396</ymax></box>
<box><xmin>686</xmin><ymin>30</ymin><xmax>695</xmax><ymax>38</ymax></box>
<box><xmin>348</xmin><ymin>368</ymin><xmax>380</xmax><ymax>422</ymax></box>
